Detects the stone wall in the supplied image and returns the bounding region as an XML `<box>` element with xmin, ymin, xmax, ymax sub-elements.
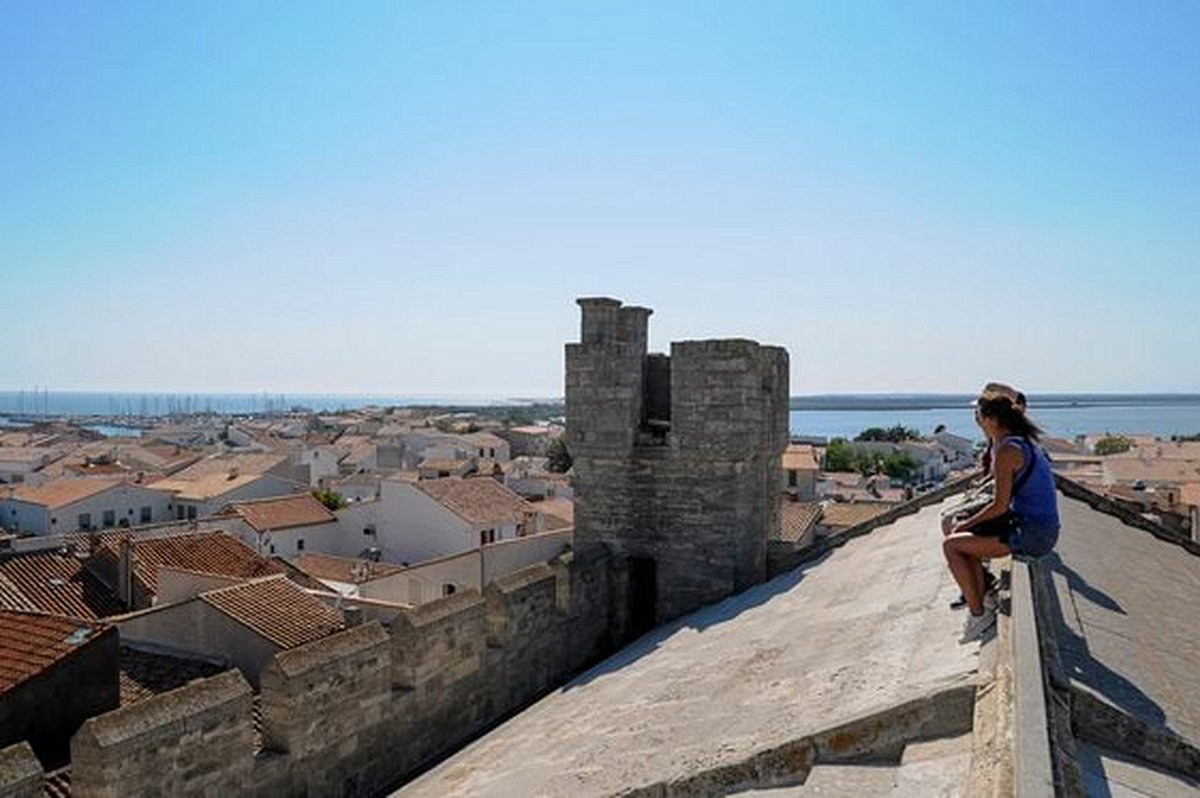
<box><xmin>566</xmin><ymin>298</ymin><xmax>789</xmax><ymax>633</ymax></box>
<box><xmin>0</xmin><ymin>550</ymin><xmax>611</xmax><ymax>798</ymax></box>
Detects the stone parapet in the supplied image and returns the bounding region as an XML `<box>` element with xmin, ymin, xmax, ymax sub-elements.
<box><xmin>0</xmin><ymin>743</ymin><xmax>42</xmax><ymax>798</ymax></box>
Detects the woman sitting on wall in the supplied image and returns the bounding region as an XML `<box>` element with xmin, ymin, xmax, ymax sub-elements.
<box><xmin>944</xmin><ymin>389</ymin><xmax>1060</xmax><ymax>643</ymax></box>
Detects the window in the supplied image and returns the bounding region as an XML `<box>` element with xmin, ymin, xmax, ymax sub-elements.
<box><xmin>102</xmin><ymin>510</ymin><xmax>116</xmax><ymax>528</ymax></box>
<box><xmin>78</xmin><ymin>513</ymin><xmax>91</xmax><ymax>530</ymax></box>
<box><xmin>479</xmin><ymin>528</ymin><xmax>496</xmax><ymax>546</ymax></box>
<box><xmin>269</xmin><ymin>543</ymin><xmax>276</xmax><ymax>554</ymax></box>
<box><xmin>788</xmin><ymin>470</ymin><xmax>798</xmax><ymax>488</ymax></box>
<box><xmin>176</xmin><ymin>505</ymin><xmax>185</xmax><ymax>520</ymax></box>
<box><xmin>140</xmin><ymin>506</ymin><xmax>152</xmax><ymax>524</ymax></box>
<box><xmin>186</xmin><ymin>506</ymin><xmax>197</xmax><ymax>521</ymax></box>
<box><xmin>489</xmin><ymin>447</ymin><xmax>495</xmax><ymax>458</ymax></box>
<box><xmin>296</xmin><ymin>538</ymin><xmax>305</xmax><ymax>552</ymax></box>
<box><xmin>442</xmin><ymin>584</ymin><xmax>457</xmax><ymax>597</ymax></box>
<box><xmin>362</xmin><ymin>525</ymin><xmax>375</xmax><ymax>536</ymax></box>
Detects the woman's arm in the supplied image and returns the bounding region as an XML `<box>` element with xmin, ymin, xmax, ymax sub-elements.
<box><xmin>953</xmin><ymin>442</ymin><xmax>1022</xmax><ymax>532</ymax></box>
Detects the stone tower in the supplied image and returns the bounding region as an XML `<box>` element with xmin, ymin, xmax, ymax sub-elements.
<box><xmin>565</xmin><ymin>297</ymin><xmax>789</xmax><ymax>640</ymax></box>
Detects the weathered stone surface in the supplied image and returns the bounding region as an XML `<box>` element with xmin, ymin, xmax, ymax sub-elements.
<box><xmin>70</xmin><ymin>670</ymin><xmax>254</xmax><ymax>798</ymax></box>
<box><xmin>0</xmin><ymin>743</ymin><xmax>42</xmax><ymax>798</ymax></box>
<box><xmin>1044</xmin><ymin>494</ymin><xmax>1200</xmax><ymax>784</ymax></box>
<box><xmin>566</xmin><ymin>298</ymin><xmax>789</xmax><ymax>636</ymax></box>
<box><xmin>396</xmin><ymin>499</ymin><xmax>982</xmax><ymax>797</ymax></box>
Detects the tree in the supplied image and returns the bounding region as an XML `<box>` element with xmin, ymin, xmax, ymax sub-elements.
<box><xmin>823</xmin><ymin>438</ymin><xmax>856</xmax><ymax>472</ymax></box>
<box><xmin>882</xmin><ymin>451</ymin><xmax>920</xmax><ymax>481</ymax></box>
<box><xmin>546</xmin><ymin>436</ymin><xmax>573</xmax><ymax>473</ymax></box>
<box><xmin>1094</xmin><ymin>435</ymin><xmax>1132</xmax><ymax>456</ymax></box>
<box><xmin>312</xmin><ymin>488</ymin><xmax>348</xmax><ymax>511</ymax></box>
<box><xmin>854</xmin><ymin>425</ymin><xmax>922</xmax><ymax>443</ymax></box>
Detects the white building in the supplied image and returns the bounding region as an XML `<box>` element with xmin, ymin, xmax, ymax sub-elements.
<box><xmin>152</xmin><ymin>472</ymin><xmax>303</xmax><ymax>520</ymax></box>
<box><xmin>215</xmin><ymin>492</ymin><xmax>339</xmax><ymax>557</ymax></box>
<box><xmin>1</xmin><ymin>478</ymin><xmax>174</xmax><ymax>536</ymax></box>
<box><xmin>0</xmin><ymin>447</ymin><xmax>56</xmax><ymax>484</ymax></box>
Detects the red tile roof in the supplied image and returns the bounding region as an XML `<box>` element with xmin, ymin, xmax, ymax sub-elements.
<box><xmin>777</xmin><ymin>501</ymin><xmax>822</xmax><ymax>543</ymax></box>
<box><xmin>0</xmin><ymin>550</ymin><xmax>124</xmax><ymax>619</ymax></box>
<box><xmin>0</xmin><ymin>610</ymin><xmax>107</xmax><ymax>694</ymax></box>
<box><xmin>7</xmin><ymin>478</ymin><xmax>127</xmax><ymax>509</ymax></box>
<box><xmin>90</xmin><ymin>532</ymin><xmax>284</xmax><ymax>596</ymax></box>
<box><xmin>416</xmin><ymin>477</ymin><xmax>532</xmax><ymax>526</ymax></box>
<box><xmin>820</xmin><ymin>501</ymin><xmax>897</xmax><ymax>530</ymax></box>
<box><xmin>293</xmin><ymin>553</ymin><xmax>405</xmax><ymax>584</ymax></box>
<box><xmin>199</xmin><ymin>576</ymin><xmax>343</xmax><ymax>649</ymax></box>
<box><xmin>217</xmin><ymin>493</ymin><xmax>335</xmax><ymax>533</ymax></box>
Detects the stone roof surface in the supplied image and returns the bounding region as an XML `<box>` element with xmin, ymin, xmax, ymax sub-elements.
<box><xmin>217</xmin><ymin>492</ymin><xmax>335</xmax><ymax>532</ymax></box>
<box><xmin>199</xmin><ymin>575</ymin><xmax>343</xmax><ymax>649</ymax></box>
<box><xmin>0</xmin><ymin>550</ymin><xmax>124</xmax><ymax>619</ymax></box>
<box><xmin>0</xmin><ymin>610</ymin><xmax>105</xmax><ymax>694</ymax></box>
<box><xmin>415</xmin><ymin>477</ymin><xmax>532</xmax><ymax>526</ymax></box>
<box><xmin>396</xmin><ymin>498</ymin><xmax>980</xmax><ymax>797</ymax></box>
<box><xmin>1046</xmin><ymin>494</ymin><xmax>1200</xmax><ymax>769</ymax></box>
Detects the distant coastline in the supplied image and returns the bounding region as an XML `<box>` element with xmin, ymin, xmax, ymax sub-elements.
<box><xmin>3</xmin><ymin>391</ymin><xmax>1200</xmax><ymax>418</ymax></box>
<box><xmin>788</xmin><ymin>394</ymin><xmax>1200</xmax><ymax>412</ymax></box>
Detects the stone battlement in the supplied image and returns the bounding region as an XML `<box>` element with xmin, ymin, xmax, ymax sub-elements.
<box><xmin>566</xmin><ymin>298</ymin><xmax>789</xmax><ymax>636</ymax></box>
<box><xmin>0</xmin><ymin>549</ymin><xmax>612</xmax><ymax>798</ymax></box>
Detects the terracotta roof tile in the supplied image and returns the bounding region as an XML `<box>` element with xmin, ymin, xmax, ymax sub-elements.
<box><xmin>7</xmin><ymin>478</ymin><xmax>126</xmax><ymax>509</ymax></box>
<box><xmin>782</xmin><ymin>444</ymin><xmax>819</xmax><ymax>471</ymax></box>
<box><xmin>151</xmin><ymin>472</ymin><xmax>271</xmax><ymax>501</ymax></box>
<box><xmin>218</xmin><ymin>493</ymin><xmax>335</xmax><ymax>533</ymax></box>
<box><xmin>0</xmin><ymin>610</ymin><xmax>107</xmax><ymax>694</ymax></box>
<box><xmin>416</xmin><ymin>477</ymin><xmax>532</xmax><ymax>526</ymax></box>
<box><xmin>776</xmin><ymin>501</ymin><xmax>822</xmax><ymax>543</ymax></box>
<box><xmin>0</xmin><ymin>550</ymin><xmax>124</xmax><ymax>619</ymax></box>
<box><xmin>820</xmin><ymin>501</ymin><xmax>896</xmax><ymax>530</ymax></box>
<box><xmin>90</xmin><ymin>532</ymin><xmax>284</xmax><ymax>595</ymax></box>
<box><xmin>199</xmin><ymin>576</ymin><xmax>343</xmax><ymax>649</ymax></box>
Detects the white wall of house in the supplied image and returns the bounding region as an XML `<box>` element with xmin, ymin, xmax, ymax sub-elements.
<box><xmin>171</xmin><ymin>475</ymin><xmax>301</xmax><ymax>520</ymax></box>
<box><xmin>360</xmin><ymin>549</ymin><xmax>480</xmax><ymax>605</ymax></box>
<box><xmin>358</xmin><ymin>527</ymin><xmax>574</xmax><ymax>607</ymax></box>
<box><xmin>298</xmin><ymin>446</ymin><xmax>341</xmax><ymax>487</ymax></box>
<box><xmin>116</xmin><ymin>599</ymin><xmax>280</xmax><ymax>687</ymax></box>
<box><xmin>2</xmin><ymin>483</ymin><xmax>175</xmax><ymax>535</ymax></box>
<box><xmin>1</xmin><ymin>500</ymin><xmax>48</xmax><ymax>535</ymax></box>
<box><xmin>0</xmin><ymin>453</ymin><xmax>50</xmax><ymax>483</ymax></box>
<box><xmin>369</xmin><ymin>481</ymin><xmax>473</xmax><ymax>563</ymax></box>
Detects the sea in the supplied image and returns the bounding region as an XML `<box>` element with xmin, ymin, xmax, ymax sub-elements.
<box><xmin>2</xmin><ymin>392</ymin><xmax>1199</xmax><ymax>444</ymax></box>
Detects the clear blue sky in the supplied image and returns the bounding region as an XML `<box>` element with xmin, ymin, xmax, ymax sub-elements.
<box><xmin>3</xmin><ymin>2</ymin><xmax>1198</xmax><ymax>397</ymax></box>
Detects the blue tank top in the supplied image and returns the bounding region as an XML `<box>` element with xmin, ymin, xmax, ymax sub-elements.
<box><xmin>1001</xmin><ymin>436</ymin><xmax>1060</xmax><ymax>531</ymax></box>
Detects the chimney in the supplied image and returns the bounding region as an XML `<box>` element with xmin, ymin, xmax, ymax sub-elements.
<box><xmin>117</xmin><ymin>537</ymin><xmax>135</xmax><ymax>607</ymax></box>
<box><xmin>343</xmin><ymin>605</ymin><xmax>364</xmax><ymax>627</ymax></box>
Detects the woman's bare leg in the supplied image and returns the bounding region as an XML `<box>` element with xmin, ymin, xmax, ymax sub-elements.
<box><xmin>943</xmin><ymin>533</ymin><xmax>1010</xmax><ymax>614</ymax></box>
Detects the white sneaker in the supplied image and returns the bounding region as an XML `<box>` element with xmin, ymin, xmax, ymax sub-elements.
<box><xmin>960</xmin><ymin>609</ymin><xmax>996</xmax><ymax>644</ymax></box>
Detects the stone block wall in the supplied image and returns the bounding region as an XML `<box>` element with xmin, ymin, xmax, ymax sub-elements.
<box><xmin>567</xmin><ymin>298</ymin><xmax>789</xmax><ymax>631</ymax></box>
<box><xmin>71</xmin><ymin>669</ymin><xmax>254</xmax><ymax>798</ymax></box>
<box><xmin>4</xmin><ymin>551</ymin><xmax>611</xmax><ymax>798</ymax></box>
